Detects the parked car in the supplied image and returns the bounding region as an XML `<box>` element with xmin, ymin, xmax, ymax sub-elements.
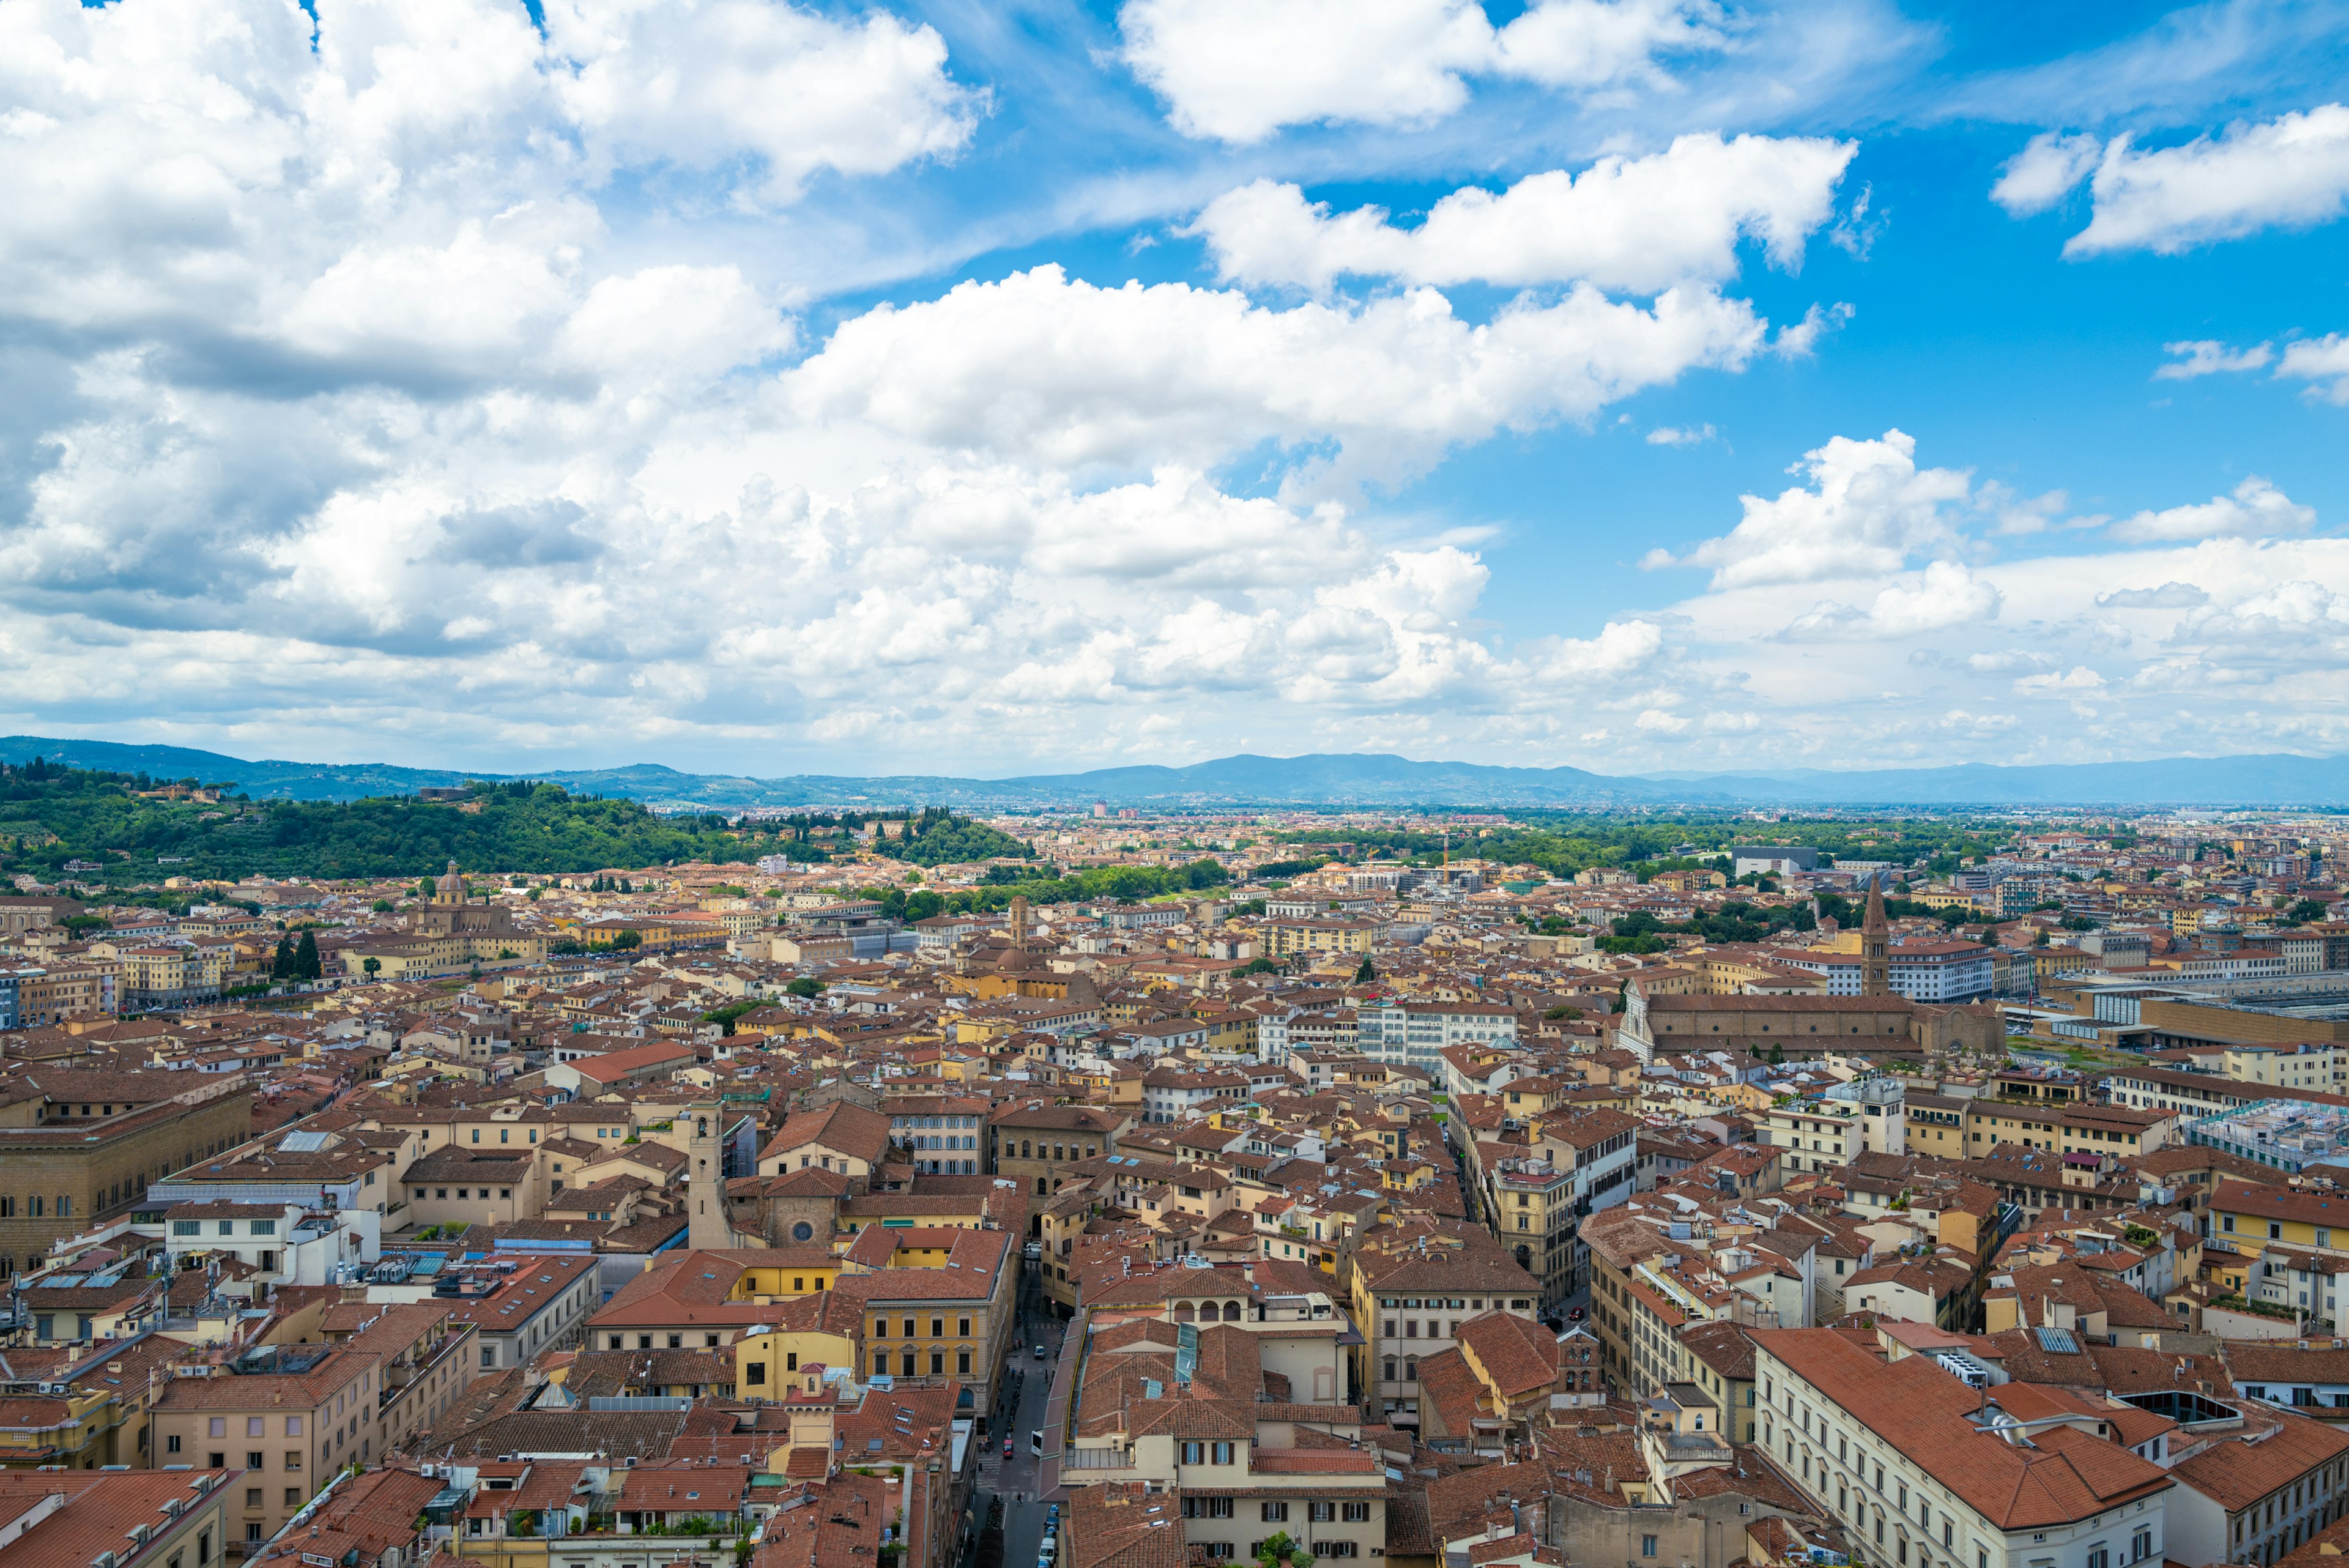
<box><xmin>1034</xmin><ymin>1343</ymin><xmax>1048</xmax><ymax>1359</ymax></box>
<box><xmin>1030</xmin><ymin>1429</ymin><xmax>1045</xmax><ymax>1456</ymax></box>
<box><xmin>1003</xmin><ymin>1436</ymin><xmax>1015</xmax><ymax>1457</ymax></box>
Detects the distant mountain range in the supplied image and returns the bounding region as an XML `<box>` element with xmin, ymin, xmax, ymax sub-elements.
<box><xmin>4</xmin><ymin>735</ymin><xmax>2344</xmax><ymax>809</ymax></box>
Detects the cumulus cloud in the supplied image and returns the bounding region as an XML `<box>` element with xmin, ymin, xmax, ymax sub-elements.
<box><xmin>1990</xmin><ymin>131</ymin><xmax>2103</xmax><ymax>215</ymax></box>
<box><xmin>1193</xmin><ymin>134</ymin><xmax>1857</xmax><ymax>292</ymax></box>
<box><xmin>2277</xmin><ymin>334</ymin><xmax>2349</xmax><ymax>403</ymax></box>
<box><xmin>544</xmin><ymin>0</ymin><xmax>981</xmax><ymax>203</ymax></box>
<box><xmin>782</xmin><ymin>264</ymin><xmax>1779</xmax><ymax>481</ymax></box>
<box><xmin>1655</xmin><ymin>429</ymin><xmax>1972</xmax><ymax>590</ymax></box>
<box><xmin>1116</xmin><ymin>0</ymin><xmax>1724</xmax><ymax>143</ymax></box>
<box><xmin>2064</xmin><ymin>105</ymin><xmax>2349</xmax><ymax>256</ymax></box>
<box><xmin>1782</xmin><ymin>560</ymin><xmax>2000</xmax><ymax>640</ymax></box>
<box><xmin>2109</xmin><ymin>476</ymin><xmax>2315</xmax><ymax>543</ymax></box>
<box><xmin>1647</xmin><ymin>424</ymin><xmax>1717</xmax><ymax>447</ymax></box>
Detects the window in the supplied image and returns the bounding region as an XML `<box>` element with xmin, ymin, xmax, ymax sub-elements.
<box><xmin>286</xmin><ymin>1451</ymin><xmax>301</xmax><ymax>1470</ymax></box>
<box><xmin>1310</xmin><ymin>1503</ymin><xmax>1335</xmax><ymax>1523</ymax></box>
<box><xmin>2087</xmin><ymin>1549</ymin><xmax>2109</xmax><ymax>1568</ymax></box>
<box><xmin>247</xmin><ymin>1418</ymin><xmax>265</xmax><ymax>1437</ymax></box>
<box><xmin>1316</xmin><ymin>1545</ymin><xmax>1358</xmax><ymax>1559</ymax></box>
<box><xmin>174</xmin><ymin>1220</ymin><xmax>201</xmax><ymax>1236</ymax></box>
<box><xmin>2133</xmin><ymin>1533</ymin><xmax>2153</xmax><ymax>1562</ymax></box>
<box><xmin>209</xmin><ymin>1418</ymin><xmax>227</xmax><ymax>1438</ymax></box>
<box><xmin>247</xmin><ymin>1452</ymin><xmax>263</xmax><ymax>1468</ymax></box>
<box><xmin>1182</xmin><ymin>1442</ymin><xmax>1206</xmax><ymax>1465</ymax></box>
<box><xmin>1212</xmin><ymin>1442</ymin><xmax>1234</xmax><ymax>1465</ymax></box>
<box><xmin>1262</xmin><ymin>1504</ymin><xmax>1290</xmax><ymax>1523</ymax></box>
<box><xmin>246</xmin><ymin>1526</ymin><xmax>264</xmax><ymax>1544</ymax></box>
<box><xmin>285</xmin><ymin>1488</ymin><xmax>302</xmax><ymax>1507</ymax></box>
<box><xmin>168</xmin><ymin>1434</ymin><xmax>182</xmax><ymax>1454</ymax></box>
<box><xmin>1342</xmin><ymin>1503</ymin><xmax>1371</xmax><ymax>1522</ymax></box>
<box><xmin>210</xmin><ymin>1454</ymin><xmax>226</xmax><ymax>1470</ymax></box>
<box><xmin>1643</xmin><ymin>1538</ymin><xmax>1659</xmax><ymax>1558</ymax></box>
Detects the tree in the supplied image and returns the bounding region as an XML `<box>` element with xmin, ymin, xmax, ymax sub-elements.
<box><xmin>1353</xmin><ymin>956</ymin><xmax>1376</xmax><ymax>983</ymax></box>
<box><xmin>292</xmin><ymin>930</ymin><xmax>322</xmax><ymax>980</ymax></box>
<box><xmin>361</xmin><ymin>957</ymin><xmax>381</xmax><ymax>981</ymax></box>
<box><xmin>1254</xmin><ymin>1533</ymin><xmax>1312</xmax><ymax>1568</ymax></box>
<box><xmin>270</xmin><ymin>935</ymin><xmax>294</xmax><ymax>978</ymax></box>
<box><xmin>371</xmin><ymin>899</ymin><xmax>393</xmax><ymax>912</ymax></box>
<box><xmin>786</xmin><ymin>976</ymin><xmax>825</xmax><ymax>999</ymax></box>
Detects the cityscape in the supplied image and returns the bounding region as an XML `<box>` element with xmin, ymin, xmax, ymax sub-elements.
<box><xmin>3</xmin><ymin>2</ymin><xmax>2348</xmax><ymax>1568</ymax></box>
<box><xmin>4</xmin><ymin>779</ymin><xmax>2349</xmax><ymax>1568</ymax></box>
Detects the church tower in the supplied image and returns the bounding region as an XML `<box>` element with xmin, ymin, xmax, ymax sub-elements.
<box><xmin>688</xmin><ymin>1102</ymin><xmax>737</xmax><ymax>1251</ymax></box>
<box><xmin>1860</xmin><ymin>875</ymin><xmax>1891</xmax><ymax>998</ymax></box>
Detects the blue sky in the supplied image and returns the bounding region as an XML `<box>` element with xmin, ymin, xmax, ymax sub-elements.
<box><xmin>1</xmin><ymin>0</ymin><xmax>2345</xmax><ymax>778</ymax></box>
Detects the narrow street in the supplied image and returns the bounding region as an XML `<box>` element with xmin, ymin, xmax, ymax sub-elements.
<box><xmin>967</xmin><ymin>1269</ymin><xmax>1069</xmax><ymax>1568</ymax></box>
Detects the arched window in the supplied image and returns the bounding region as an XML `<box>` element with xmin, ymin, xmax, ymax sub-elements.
<box><xmin>1173</xmin><ymin>1302</ymin><xmax>1196</xmax><ymax>1322</ymax></box>
<box><xmin>1222</xmin><ymin>1301</ymin><xmax>1242</xmax><ymax>1321</ymax></box>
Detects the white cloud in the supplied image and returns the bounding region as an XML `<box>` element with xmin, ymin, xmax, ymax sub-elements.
<box><xmin>2065</xmin><ymin>104</ymin><xmax>2349</xmax><ymax>256</ymax></box>
<box><xmin>1193</xmin><ymin>135</ymin><xmax>1855</xmax><ymax>293</ymax></box>
<box><xmin>1660</xmin><ymin>429</ymin><xmax>1972</xmax><ymax>590</ymax></box>
<box><xmin>1989</xmin><ymin>131</ymin><xmax>2102</xmax><ymax>215</ymax></box>
<box><xmin>1116</xmin><ymin>0</ymin><xmax>1724</xmax><ymax>144</ymax></box>
<box><xmin>2155</xmin><ymin>339</ymin><xmax>2274</xmax><ymax>380</ymax></box>
<box><xmin>2277</xmin><ymin>334</ymin><xmax>2349</xmax><ymax>403</ymax></box>
<box><xmin>2013</xmin><ymin>665</ymin><xmax>2106</xmax><ymax>696</ymax></box>
<box><xmin>1647</xmin><ymin>423</ymin><xmax>1717</xmax><ymax>447</ymax></box>
<box><xmin>782</xmin><ymin>264</ymin><xmax>1778</xmax><ymax>481</ymax></box>
<box><xmin>2110</xmin><ymin>476</ymin><xmax>2315</xmax><ymax>543</ymax></box>
<box><xmin>1783</xmin><ymin>560</ymin><xmax>2000</xmax><ymax>640</ymax></box>
<box><xmin>543</xmin><ymin>0</ymin><xmax>980</xmax><ymax>204</ymax></box>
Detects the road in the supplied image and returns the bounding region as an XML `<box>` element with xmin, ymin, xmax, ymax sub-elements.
<box><xmin>968</xmin><ymin>1269</ymin><xmax>1070</xmax><ymax>1568</ymax></box>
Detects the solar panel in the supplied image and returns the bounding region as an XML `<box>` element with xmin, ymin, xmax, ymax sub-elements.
<box><xmin>2034</xmin><ymin>1325</ymin><xmax>2080</xmax><ymax>1354</ymax></box>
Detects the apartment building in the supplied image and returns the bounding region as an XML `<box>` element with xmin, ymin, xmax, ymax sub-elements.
<box><xmin>1062</xmin><ymin>1277</ymin><xmax>1383</xmax><ymax>1563</ymax></box>
<box><xmin>1355</xmin><ymin>1000</ymin><xmax>1518</xmax><ymax>1070</ymax></box>
<box><xmin>591</xmin><ymin>1230</ymin><xmax>1019</xmax><ymax>1411</ymax></box>
<box><xmin>882</xmin><ymin>1093</ymin><xmax>990</xmax><ymax>1175</ymax></box>
<box><xmin>147</xmin><ymin>1342</ymin><xmax>384</xmax><ymax>1550</ymax></box>
<box><xmin>437</xmin><ymin>1254</ymin><xmax>599</xmax><ymax>1372</ymax></box>
<box><xmin>1262</xmin><ymin>919</ymin><xmax>1381</xmax><ymax>959</ymax></box>
<box><xmin>1350</xmin><ymin>1236</ymin><xmax>1542</xmax><ymax>1429</ymax></box>
<box><xmin>989</xmin><ymin>1102</ymin><xmax>1129</xmax><ymax>1198</ymax></box>
<box><xmin>1754</xmin><ymin>1329</ymin><xmax>2173</xmax><ymax>1568</ymax></box>
<box><xmin>0</xmin><ymin>1470</ymin><xmax>238</xmax><ymax>1568</ymax></box>
<box><xmin>1964</xmin><ymin>1099</ymin><xmax>2176</xmax><ymax>1157</ymax></box>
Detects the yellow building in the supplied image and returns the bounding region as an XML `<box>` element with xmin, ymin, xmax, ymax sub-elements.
<box><xmin>1263</xmin><ymin>918</ymin><xmax>1379</xmax><ymax>958</ymax></box>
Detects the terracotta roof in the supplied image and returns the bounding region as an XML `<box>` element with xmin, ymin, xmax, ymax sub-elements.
<box><xmin>1758</xmin><ymin>1327</ymin><xmax>2173</xmax><ymax>1528</ymax></box>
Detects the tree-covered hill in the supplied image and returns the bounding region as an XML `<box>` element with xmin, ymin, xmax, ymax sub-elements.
<box><xmin>870</xmin><ymin>806</ymin><xmax>1034</xmax><ymax>866</ymax></box>
<box><xmin>0</xmin><ymin>765</ymin><xmax>768</xmax><ymax>882</ymax></box>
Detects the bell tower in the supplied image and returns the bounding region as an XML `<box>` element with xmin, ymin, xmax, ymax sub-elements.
<box><xmin>1860</xmin><ymin>875</ymin><xmax>1891</xmax><ymax>998</ymax></box>
<box><xmin>688</xmin><ymin>1101</ymin><xmax>737</xmax><ymax>1251</ymax></box>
